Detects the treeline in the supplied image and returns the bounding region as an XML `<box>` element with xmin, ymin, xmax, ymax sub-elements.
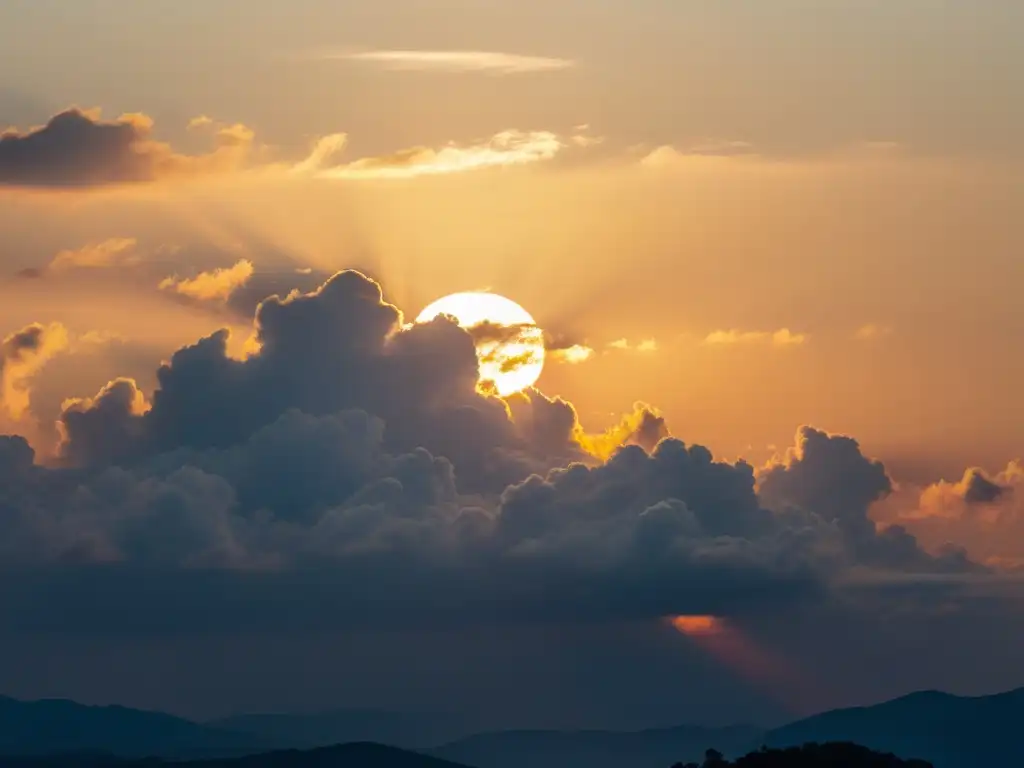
<box><xmin>672</xmin><ymin>743</ymin><xmax>933</xmax><ymax>768</ymax></box>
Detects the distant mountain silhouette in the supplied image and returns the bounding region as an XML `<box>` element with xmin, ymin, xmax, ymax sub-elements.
<box><xmin>764</xmin><ymin>687</ymin><xmax>1024</xmax><ymax>767</ymax></box>
<box><xmin>429</xmin><ymin>724</ymin><xmax>762</xmax><ymax>768</ymax></box>
<box><xmin>6</xmin><ymin>687</ymin><xmax>1024</xmax><ymax>768</ymax></box>
<box><xmin>209</xmin><ymin>710</ymin><xmax>468</xmax><ymax>750</ymax></box>
<box><xmin>0</xmin><ymin>696</ymin><xmax>271</xmax><ymax>758</ymax></box>
<box><xmin>1</xmin><ymin>742</ymin><xmax>472</xmax><ymax>768</ymax></box>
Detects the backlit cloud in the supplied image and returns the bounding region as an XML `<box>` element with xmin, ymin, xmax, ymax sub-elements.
<box><xmin>0</xmin><ymin>108</ymin><xmax>255</xmax><ymax>188</ymax></box>
<box><xmin>159</xmin><ymin>259</ymin><xmax>255</xmax><ymax>302</ymax></box>
<box><xmin>0</xmin><ymin>270</ymin><xmax>985</xmax><ymax>638</ymax></box>
<box><xmin>0</xmin><ymin>322</ymin><xmax>69</xmax><ymax>420</ymax></box>
<box><xmin>333</xmin><ymin>49</ymin><xmax>576</xmax><ymax>75</ymax></box>
<box><xmin>45</xmin><ymin>238</ymin><xmax>140</xmax><ymax>274</ymax></box>
<box><xmin>550</xmin><ymin>344</ymin><xmax>594</xmax><ymax>364</ymax></box>
<box><xmin>301</xmin><ymin>129</ymin><xmax>565</xmax><ymax>180</ymax></box>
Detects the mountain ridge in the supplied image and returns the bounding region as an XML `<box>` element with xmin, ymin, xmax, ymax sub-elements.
<box><xmin>3</xmin><ymin>686</ymin><xmax>1024</xmax><ymax>767</ymax></box>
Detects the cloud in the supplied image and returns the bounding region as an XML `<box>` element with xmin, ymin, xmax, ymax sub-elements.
<box><xmin>300</xmin><ymin>130</ymin><xmax>565</xmax><ymax>180</ymax></box>
<box><xmin>854</xmin><ymin>323</ymin><xmax>893</xmax><ymax>341</ymax></box>
<box><xmin>704</xmin><ymin>328</ymin><xmax>808</xmax><ymax>347</ymax></box>
<box><xmin>43</xmin><ymin>237</ymin><xmax>141</xmax><ymax>275</ymax></box>
<box><xmin>0</xmin><ymin>270</ymin><xmax>995</xmax><ymax>640</ymax></box>
<box><xmin>332</xmin><ymin>49</ymin><xmax>575</xmax><ymax>75</ymax></box>
<box><xmin>1</xmin><ymin>106</ymin><xmax>581</xmax><ymax>188</ymax></box>
<box><xmin>550</xmin><ymin>345</ymin><xmax>594</xmax><ymax>364</ymax></box>
<box><xmin>159</xmin><ymin>259</ymin><xmax>255</xmax><ymax>302</ymax></box>
<box><xmin>607</xmin><ymin>338</ymin><xmax>658</xmax><ymax>352</ymax></box>
<box><xmin>0</xmin><ymin>108</ymin><xmax>255</xmax><ymax>188</ymax></box>
<box><xmin>874</xmin><ymin>463</ymin><xmax>1024</xmax><ymax>567</ymax></box>
<box><xmin>0</xmin><ymin>322</ymin><xmax>69</xmax><ymax>420</ymax></box>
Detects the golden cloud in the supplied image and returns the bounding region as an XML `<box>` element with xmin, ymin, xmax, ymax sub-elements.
<box><xmin>0</xmin><ymin>322</ymin><xmax>69</xmax><ymax>420</ymax></box>
<box><xmin>703</xmin><ymin>328</ymin><xmax>807</xmax><ymax>347</ymax></box>
<box><xmin>550</xmin><ymin>345</ymin><xmax>594</xmax><ymax>364</ymax></box>
<box><xmin>48</xmin><ymin>238</ymin><xmax>140</xmax><ymax>272</ymax></box>
<box><xmin>332</xmin><ymin>49</ymin><xmax>576</xmax><ymax>75</ymax></box>
<box><xmin>159</xmin><ymin>259</ymin><xmax>255</xmax><ymax>302</ymax></box>
<box><xmin>299</xmin><ymin>130</ymin><xmax>566</xmax><ymax>180</ymax></box>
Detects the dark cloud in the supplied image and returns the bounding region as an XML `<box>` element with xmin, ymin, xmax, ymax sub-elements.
<box><xmin>0</xmin><ymin>108</ymin><xmax>253</xmax><ymax>188</ymax></box>
<box><xmin>0</xmin><ymin>271</ymin><xmax>984</xmax><ymax>641</ymax></box>
<box><xmin>759</xmin><ymin>427</ymin><xmax>974</xmax><ymax>572</ymax></box>
<box><xmin>962</xmin><ymin>468</ymin><xmax>1007</xmax><ymax>505</ymax></box>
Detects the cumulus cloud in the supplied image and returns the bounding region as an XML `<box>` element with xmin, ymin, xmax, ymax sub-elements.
<box><xmin>0</xmin><ymin>108</ymin><xmax>255</xmax><ymax>188</ymax></box>
<box><xmin>159</xmin><ymin>259</ymin><xmax>255</xmax><ymax>302</ymax></box>
<box><xmin>704</xmin><ymin>328</ymin><xmax>807</xmax><ymax>347</ymax></box>
<box><xmin>0</xmin><ymin>270</ymin><xmax>992</xmax><ymax>636</ymax></box>
<box><xmin>759</xmin><ymin>427</ymin><xmax>972</xmax><ymax>572</ymax></box>
<box><xmin>332</xmin><ymin>49</ymin><xmax>576</xmax><ymax>75</ymax></box>
<box><xmin>299</xmin><ymin>130</ymin><xmax>566</xmax><ymax>180</ymax></box>
<box><xmin>874</xmin><ymin>463</ymin><xmax>1024</xmax><ymax>567</ymax></box>
<box><xmin>0</xmin><ymin>322</ymin><xmax>69</xmax><ymax>420</ymax></box>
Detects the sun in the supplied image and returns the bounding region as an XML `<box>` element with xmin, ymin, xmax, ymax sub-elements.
<box><xmin>415</xmin><ymin>291</ymin><xmax>545</xmax><ymax>396</ymax></box>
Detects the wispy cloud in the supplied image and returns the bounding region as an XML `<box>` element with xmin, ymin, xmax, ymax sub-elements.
<box><xmin>329</xmin><ymin>49</ymin><xmax>575</xmax><ymax>75</ymax></box>
<box><xmin>298</xmin><ymin>130</ymin><xmax>565</xmax><ymax>180</ymax></box>
<box><xmin>17</xmin><ymin>238</ymin><xmax>141</xmax><ymax>278</ymax></box>
<box><xmin>854</xmin><ymin>323</ymin><xmax>893</xmax><ymax>341</ymax></box>
<box><xmin>49</xmin><ymin>238</ymin><xmax>140</xmax><ymax>272</ymax></box>
<box><xmin>607</xmin><ymin>338</ymin><xmax>658</xmax><ymax>353</ymax></box>
<box><xmin>703</xmin><ymin>329</ymin><xmax>808</xmax><ymax>347</ymax></box>
<box><xmin>159</xmin><ymin>259</ymin><xmax>254</xmax><ymax>302</ymax></box>
<box><xmin>551</xmin><ymin>345</ymin><xmax>594</xmax><ymax>364</ymax></box>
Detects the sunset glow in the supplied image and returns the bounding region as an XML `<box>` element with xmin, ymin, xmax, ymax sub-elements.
<box><xmin>1</xmin><ymin>0</ymin><xmax>1022</xmax><ymax>745</ymax></box>
<box><xmin>416</xmin><ymin>291</ymin><xmax>545</xmax><ymax>395</ymax></box>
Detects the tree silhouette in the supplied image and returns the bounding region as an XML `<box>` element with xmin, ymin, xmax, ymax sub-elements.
<box><xmin>670</xmin><ymin>742</ymin><xmax>933</xmax><ymax>768</ymax></box>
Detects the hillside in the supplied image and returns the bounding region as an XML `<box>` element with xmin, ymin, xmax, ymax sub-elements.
<box><xmin>0</xmin><ymin>696</ymin><xmax>269</xmax><ymax>759</ymax></box>
<box><xmin>430</xmin><ymin>723</ymin><xmax>762</xmax><ymax>768</ymax></box>
<box><xmin>0</xmin><ymin>742</ymin><xmax>472</xmax><ymax>768</ymax></box>
<box><xmin>209</xmin><ymin>710</ymin><xmax>467</xmax><ymax>751</ymax></box>
<box><xmin>764</xmin><ymin>688</ymin><xmax>1024</xmax><ymax>767</ymax></box>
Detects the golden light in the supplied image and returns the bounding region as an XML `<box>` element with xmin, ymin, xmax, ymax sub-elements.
<box><xmin>415</xmin><ymin>291</ymin><xmax>545</xmax><ymax>396</ymax></box>
<box><xmin>668</xmin><ymin>615</ymin><xmax>725</xmax><ymax>637</ymax></box>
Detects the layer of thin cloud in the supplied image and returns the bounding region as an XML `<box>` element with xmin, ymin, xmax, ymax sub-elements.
<box><xmin>302</xmin><ymin>130</ymin><xmax>564</xmax><ymax>180</ymax></box>
<box><xmin>49</xmin><ymin>238</ymin><xmax>140</xmax><ymax>272</ymax></box>
<box><xmin>335</xmin><ymin>49</ymin><xmax>575</xmax><ymax>75</ymax></box>
<box><xmin>855</xmin><ymin>324</ymin><xmax>893</xmax><ymax>341</ymax></box>
<box><xmin>608</xmin><ymin>338</ymin><xmax>658</xmax><ymax>352</ymax></box>
<box><xmin>159</xmin><ymin>259</ymin><xmax>255</xmax><ymax>302</ymax></box>
<box><xmin>704</xmin><ymin>329</ymin><xmax>808</xmax><ymax>347</ymax></box>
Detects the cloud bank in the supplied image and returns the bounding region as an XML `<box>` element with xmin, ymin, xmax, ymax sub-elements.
<box><xmin>0</xmin><ymin>269</ymin><xmax>986</xmax><ymax>636</ymax></box>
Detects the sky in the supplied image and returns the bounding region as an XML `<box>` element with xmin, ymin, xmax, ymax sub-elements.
<box><xmin>0</xmin><ymin>0</ymin><xmax>1023</xmax><ymax>730</ymax></box>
